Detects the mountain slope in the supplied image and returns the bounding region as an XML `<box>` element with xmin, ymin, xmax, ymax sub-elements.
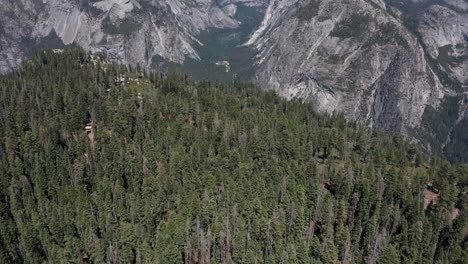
<box><xmin>0</xmin><ymin>0</ymin><xmax>267</xmax><ymax>73</ymax></box>
<box><xmin>0</xmin><ymin>48</ymin><xmax>466</xmax><ymax>263</ymax></box>
<box><xmin>247</xmin><ymin>0</ymin><xmax>442</xmax><ymax>132</ymax></box>
<box><xmin>246</xmin><ymin>0</ymin><xmax>468</xmax><ymax>161</ymax></box>
<box><xmin>0</xmin><ymin>0</ymin><xmax>467</xmax><ymax>162</ymax></box>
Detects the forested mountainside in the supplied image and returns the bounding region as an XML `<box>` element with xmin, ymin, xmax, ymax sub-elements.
<box><xmin>0</xmin><ymin>0</ymin><xmax>466</xmax><ymax>163</ymax></box>
<box><xmin>0</xmin><ymin>49</ymin><xmax>466</xmax><ymax>263</ymax></box>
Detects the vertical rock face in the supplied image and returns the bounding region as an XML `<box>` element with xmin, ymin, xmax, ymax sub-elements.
<box><xmin>247</xmin><ymin>0</ymin><xmax>450</xmax><ymax>134</ymax></box>
<box><xmin>0</xmin><ymin>0</ymin><xmax>267</xmax><ymax>73</ymax></box>
<box><xmin>418</xmin><ymin>4</ymin><xmax>468</xmax><ymax>85</ymax></box>
<box><xmin>243</xmin><ymin>0</ymin><xmax>468</xmax><ymax>161</ymax></box>
<box><xmin>0</xmin><ymin>0</ymin><xmax>38</xmax><ymax>73</ymax></box>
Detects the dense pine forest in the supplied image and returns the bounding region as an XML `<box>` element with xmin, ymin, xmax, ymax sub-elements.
<box><xmin>0</xmin><ymin>49</ymin><xmax>466</xmax><ymax>263</ymax></box>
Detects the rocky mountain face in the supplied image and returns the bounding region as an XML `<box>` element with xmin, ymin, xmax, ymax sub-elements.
<box><xmin>246</xmin><ymin>0</ymin><xmax>468</xmax><ymax>161</ymax></box>
<box><xmin>0</xmin><ymin>0</ymin><xmax>467</xmax><ymax>161</ymax></box>
<box><xmin>418</xmin><ymin>3</ymin><xmax>468</xmax><ymax>85</ymax></box>
<box><xmin>247</xmin><ymin>0</ymin><xmax>461</xmax><ymax>130</ymax></box>
<box><xmin>0</xmin><ymin>0</ymin><xmax>266</xmax><ymax>74</ymax></box>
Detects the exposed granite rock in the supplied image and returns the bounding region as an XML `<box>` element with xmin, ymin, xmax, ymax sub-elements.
<box><xmin>0</xmin><ymin>0</ymin><xmax>267</xmax><ymax>73</ymax></box>
<box><xmin>247</xmin><ymin>0</ymin><xmax>447</xmax><ymax>134</ymax></box>
<box><xmin>419</xmin><ymin>5</ymin><xmax>468</xmax><ymax>85</ymax></box>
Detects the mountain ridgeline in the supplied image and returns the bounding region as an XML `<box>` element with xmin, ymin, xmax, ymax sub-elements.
<box><xmin>0</xmin><ymin>49</ymin><xmax>466</xmax><ymax>263</ymax></box>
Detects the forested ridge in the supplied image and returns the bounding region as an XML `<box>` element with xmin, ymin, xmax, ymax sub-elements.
<box><xmin>0</xmin><ymin>49</ymin><xmax>466</xmax><ymax>263</ymax></box>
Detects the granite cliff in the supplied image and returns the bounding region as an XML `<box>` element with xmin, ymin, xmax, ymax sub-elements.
<box><xmin>245</xmin><ymin>0</ymin><xmax>467</xmax><ymax>160</ymax></box>
<box><xmin>0</xmin><ymin>0</ymin><xmax>266</xmax><ymax>73</ymax></box>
